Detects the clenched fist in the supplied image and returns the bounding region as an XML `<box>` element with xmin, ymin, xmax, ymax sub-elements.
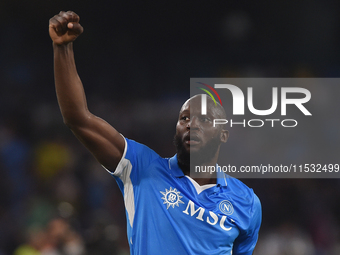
<box><xmin>49</xmin><ymin>11</ymin><xmax>83</xmax><ymax>45</ymax></box>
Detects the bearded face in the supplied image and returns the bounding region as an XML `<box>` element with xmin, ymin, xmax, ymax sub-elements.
<box><xmin>174</xmin><ymin>95</ymin><xmax>228</xmax><ymax>172</ymax></box>
<box><xmin>174</xmin><ymin>132</ymin><xmax>221</xmax><ymax>167</ymax></box>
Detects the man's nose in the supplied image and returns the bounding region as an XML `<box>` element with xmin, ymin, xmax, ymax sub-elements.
<box><xmin>187</xmin><ymin>116</ymin><xmax>199</xmax><ymax>130</ymax></box>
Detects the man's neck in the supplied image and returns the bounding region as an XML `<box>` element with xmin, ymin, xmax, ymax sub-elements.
<box><xmin>178</xmin><ymin>159</ymin><xmax>218</xmax><ymax>186</ymax></box>
<box><xmin>192</xmin><ymin>176</ymin><xmax>216</xmax><ymax>186</ymax></box>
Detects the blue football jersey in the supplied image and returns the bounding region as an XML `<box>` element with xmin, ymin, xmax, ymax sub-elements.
<box><xmin>106</xmin><ymin>138</ymin><xmax>261</xmax><ymax>255</ymax></box>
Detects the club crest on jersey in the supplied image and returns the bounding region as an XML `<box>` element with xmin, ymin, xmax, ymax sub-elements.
<box><xmin>219</xmin><ymin>200</ymin><xmax>234</xmax><ymax>215</ymax></box>
<box><xmin>160</xmin><ymin>187</ymin><xmax>185</xmax><ymax>209</ymax></box>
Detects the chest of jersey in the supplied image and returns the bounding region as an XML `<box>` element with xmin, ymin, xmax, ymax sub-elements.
<box><xmin>131</xmin><ymin>162</ymin><xmax>240</xmax><ymax>253</ymax></box>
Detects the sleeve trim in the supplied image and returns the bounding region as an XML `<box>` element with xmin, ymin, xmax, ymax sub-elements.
<box><xmin>102</xmin><ymin>134</ymin><xmax>127</xmax><ymax>177</ymax></box>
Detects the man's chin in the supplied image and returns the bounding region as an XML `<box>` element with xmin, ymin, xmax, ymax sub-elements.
<box><xmin>174</xmin><ymin>135</ymin><xmax>218</xmax><ymax>166</ymax></box>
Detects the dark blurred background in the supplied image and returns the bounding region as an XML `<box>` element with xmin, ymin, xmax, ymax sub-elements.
<box><xmin>1</xmin><ymin>1</ymin><xmax>340</xmax><ymax>254</ymax></box>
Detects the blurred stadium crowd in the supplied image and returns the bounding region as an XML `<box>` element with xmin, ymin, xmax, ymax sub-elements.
<box><xmin>1</xmin><ymin>1</ymin><xmax>340</xmax><ymax>255</ymax></box>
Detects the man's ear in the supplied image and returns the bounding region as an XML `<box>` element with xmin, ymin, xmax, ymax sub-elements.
<box><xmin>220</xmin><ymin>129</ymin><xmax>229</xmax><ymax>143</ymax></box>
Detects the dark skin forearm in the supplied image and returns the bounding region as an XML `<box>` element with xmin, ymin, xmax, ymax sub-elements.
<box><xmin>53</xmin><ymin>42</ymin><xmax>89</xmax><ymax>127</ymax></box>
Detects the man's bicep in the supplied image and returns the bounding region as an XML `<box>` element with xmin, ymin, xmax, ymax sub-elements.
<box><xmin>69</xmin><ymin>113</ymin><xmax>125</xmax><ymax>170</ymax></box>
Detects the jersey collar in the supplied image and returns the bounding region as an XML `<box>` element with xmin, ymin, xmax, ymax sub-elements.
<box><xmin>168</xmin><ymin>154</ymin><xmax>185</xmax><ymax>177</ymax></box>
<box><xmin>217</xmin><ymin>171</ymin><xmax>229</xmax><ymax>187</ymax></box>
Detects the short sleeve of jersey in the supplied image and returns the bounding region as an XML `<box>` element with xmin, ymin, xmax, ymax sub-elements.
<box><xmin>232</xmin><ymin>194</ymin><xmax>262</xmax><ymax>255</ymax></box>
<box><xmin>103</xmin><ymin>137</ymin><xmax>160</xmax><ymax>230</ymax></box>
<box><xmin>109</xmin><ymin>137</ymin><xmax>159</xmax><ymax>179</ymax></box>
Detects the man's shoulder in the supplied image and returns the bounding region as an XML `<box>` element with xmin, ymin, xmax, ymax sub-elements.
<box><xmin>221</xmin><ymin>175</ymin><xmax>254</xmax><ymax>194</ymax></box>
<box><xmin>220</xmin><ymin>176</ymin><xmax>261</xmax><ymax>232</ymax></box>
<box><xmin>221</xmin><ymin>175</ymin><xmax>261</xmax><ymax>211</ymax></box>
<box><xmin>125</xmin><ymin>138</ymin><xmax>160</xmax><ymax>158</ymax></box>
<box><xmin>124</xmin><ymin>137</ymin><xmax>170</xmax><ymax>166</ymax></box>
<box><xmin>113</xmin><ymin>137</ymin><xmax>170</xmax><ymax>178</ymax></box>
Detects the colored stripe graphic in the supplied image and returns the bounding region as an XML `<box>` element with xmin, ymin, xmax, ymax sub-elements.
<box><xmin>198</xmin><ymin>88</ymin><xmax>217</xmax><ymax>105</ymax></box>
<box><xmin>197</xmin><ymin>82</ymin><xmax>223</xmax><ymax>106</ymax></box>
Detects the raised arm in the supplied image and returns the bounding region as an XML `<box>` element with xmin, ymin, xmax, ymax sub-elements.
<box><xmin>49</xmin><ymin>11</ymin><xmax>125</xmax><ymax>170</ymax></box>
